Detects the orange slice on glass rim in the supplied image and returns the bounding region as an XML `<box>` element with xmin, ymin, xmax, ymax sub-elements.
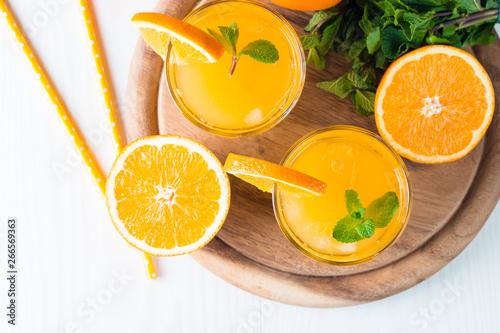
<box><xmin>132</xmin><ymin>12</ymin><xmax>225</xmax><ymax>63</ymax></box>
<box><xmin>106</xmin><ymin>136</ymin><xmax>230</xmax><ymax>256</ymax></box>
<box><xmin>375</xmin><ymin>45</ymin><xmax>494</xmax><ymax>164</ymax></box>
<box><xmin>223</xmin><ymin>153</ymin><xmax>327</xmax><ymax>196</ymax></box>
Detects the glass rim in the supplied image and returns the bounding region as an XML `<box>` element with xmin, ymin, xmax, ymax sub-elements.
<box><xmin>164</xmin><ymin>0</ymin><xmax>306</xmax><ymax>138</ymax></box>
<box><xmin>272</xmin><ymin>125</ymin><xmax>413</xmax><ymax>266</ymax></box>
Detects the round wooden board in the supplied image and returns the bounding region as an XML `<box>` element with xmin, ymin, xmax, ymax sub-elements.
<box><xmin>126</xmin><ymin>0</ymin><xmax>500</xmax><ymax>307</ymax></box>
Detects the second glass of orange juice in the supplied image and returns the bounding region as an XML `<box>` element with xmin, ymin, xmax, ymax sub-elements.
<box><xmin>165</xmin><ymin>0</ymin><xmax>305</xmax><ymax>137</ymax></box>
<box><xmin>273</xmin><ymin>126</ymin><xmax>412</xmax><ymax>265</ymax></box>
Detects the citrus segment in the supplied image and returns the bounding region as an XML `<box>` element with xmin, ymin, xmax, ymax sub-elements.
<box><xmin>375</xmin><ymin>45</ymin><xmax>494</xmax><ymax>164</ymax></box>
<box><xmin>106</xmin><ymin>136</ymin><xmax>230</xmax><ymax>256</ymax></box>
<box><xmin>223</xmin><ymin>153</ymin><xmax>327</xmax><ymax>196</ymax></box>
<box><xmin>132</xmin><ymin>12</ymin><xmax>225</xmax><ymax>63</ymax></box>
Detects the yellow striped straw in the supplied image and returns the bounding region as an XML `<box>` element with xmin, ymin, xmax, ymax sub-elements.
<box><xmin>0</xmin><ymin>0</ymin><xmax>156</xmax><ymax>279</ymax></box>
<box><xmin>0</xmin><ymin>0</ymin><xmax>106</xmax><ymax>195</ymax></box>
<box><xmin>77</xmin><ymin>0</ymin><xmax>122</xmax><ymax>152</ymax></box>
<box><xmin>76</xmin><ymin>0</ymin><xmax>156</xmax><ymax>280</ymax></box>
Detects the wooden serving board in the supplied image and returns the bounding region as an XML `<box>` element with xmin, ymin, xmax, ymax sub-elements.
<box><xmin>126</xmin><ymin>0</ymin><xmax>500</xmax><ymax>307</ymax></box>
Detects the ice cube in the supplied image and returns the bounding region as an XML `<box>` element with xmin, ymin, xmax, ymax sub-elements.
<box><xmin>245</xmin><ymin>108</ymin><xmax>263</xmax><ymax>126</ymax></box>
<box><xmin>331</xmin><ymin>160</ymin><xmax>344</xmax><ymax>171</ymax></box>
<box><xmin>336</xmin><ymin>242</ymin><xmax>357</xmax><ymax>253</ymax></box>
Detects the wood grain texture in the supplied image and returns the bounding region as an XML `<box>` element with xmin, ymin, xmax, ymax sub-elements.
<box><xmin>126</xmin><ymin>0</ymin><xmax>500</xmax><ymax>307</ymax></box>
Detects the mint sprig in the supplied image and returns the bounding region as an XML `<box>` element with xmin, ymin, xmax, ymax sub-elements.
<box><xmin>332</xmin><ymin>190</ymin><xmax>400</xmax><ymax>243</ymax></box>
<box><xmin>207</xmin><ymin>22</ymin><xmax>279</xmax><ymax>76</ymax></box>
<box><xmin>301</xmin><ymin>0</ymin><xmax>499</xmax><ymax>116</ymax></box>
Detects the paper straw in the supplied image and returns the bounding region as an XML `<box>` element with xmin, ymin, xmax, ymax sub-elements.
<box><xmin>77</xmin><ymin>0</ymin><xmax>123</xmax><ymax>152</ymax></box>
<box><xmin>76</xmin><ymin>0</ymin><xmax>156</xmax><ymax>280</ymax></box>
<box><xmin>0</xmin><ymin>0</ymin><xmax>106</xmax><ymax>195</ymax></box>
<box><xmin>0</xmin><ymin>0</ymin><xmax>156</xmax><ymax>279</ymax></box>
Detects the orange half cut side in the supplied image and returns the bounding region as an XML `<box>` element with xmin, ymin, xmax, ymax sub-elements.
<box><xmin>375</xmin><ymin>45</ymin><xmax>494</xmax><ymax>164</ymax></box>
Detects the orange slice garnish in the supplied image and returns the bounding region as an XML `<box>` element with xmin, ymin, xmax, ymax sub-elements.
<box><xmin>132</xmin><ymin>12</ymin><xmax>225</xmax><ymax>63</ymax></box>
<box><xmin>223</xmin><ymin>153</ymin><xmax>327</xmax><ymax>196</ymax></box>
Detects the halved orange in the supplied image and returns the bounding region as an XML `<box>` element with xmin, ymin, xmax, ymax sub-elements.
<box><xmin>105</xmin><ymin>136</ymin><xmax>230</xmax><ymax>256</ymax></box>
<box><xmin>223</xmin><ymin>153</ymin><xmax>327</xmax><ymax>196</ymax></box>
<box><xmin>375</xmin><ymin>45</ymin><xmax>495</xmax><ymax>164</ymax></box>
<box><xmin>132</xmin><ymin>12</ymin><xmax>225</xmax><ymax>63</ymax></box>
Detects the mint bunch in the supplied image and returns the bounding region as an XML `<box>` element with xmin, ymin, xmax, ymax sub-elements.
<box><xmin>208</xmin><ymin>22</ymin><xmax>279</xmax><ymax>76</ymax></box>
<box><xmin>332</xmin><ymin>190</ymin><xmax>400</xmax><ymax>243</ymax></box>
<box><xmin>301</xmin><ymin>0</ymin><xmax>499</xmax><ymax>116</ymax></box>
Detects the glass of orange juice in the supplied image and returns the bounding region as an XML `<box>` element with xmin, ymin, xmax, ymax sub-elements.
<box><xmin>165</xmin><ymin>0</ymin><xmax>305</xmax><ymax>137</ymax></box>
<box><xmin>273</xmin><ymin>126</ymin><xmax>412</xmax><ymax>265</ymax></box>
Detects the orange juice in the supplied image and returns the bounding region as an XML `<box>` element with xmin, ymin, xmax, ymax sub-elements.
<box><xmin>273</xmin><ymin>126</ymin><xmax>411</xmax><ymax>265</ymax></box>
<box><xmin>165</xmin><ymin>0</ymin><xmax>305</xmax><ymax>137</ymax></box>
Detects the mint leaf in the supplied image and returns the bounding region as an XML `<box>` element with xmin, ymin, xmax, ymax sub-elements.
<box><xmin>352</xmin><ymin>94</ymin><xmax>374</xmax><ymax>117</ymax></box>
<box><xmin>353</xmin><ymin>89</ymin><xmax>376</xmax><ymax>115</ymax></box>
<box><xmin>366</xmin><ymin>28</ymin><xmax>382</xmax><ymax>54</ymax></box>
<box><xmin>375</xmin><ymin>51</ymin><xmax>387</xmax><ymax>69</ymax></box>
<box><xmin>304</xmin><ymin>16</ymin><xmax>342</xmax><ymax>70</ymax></box>
<box><xmin>207</xmin><ymin>28</ymin><xmax>232</xmax><ymax>53</ymax></box>
<box><xmin>426</xmin><ymin>35</ymin><xmax>452</xmax><ymax>44</ymax></box>
<box><xmin>304</xmin><ymin>8</ymin><xmax>340</xmax><ymax>32</ymax></box>
<box><xmin>442</xmin><ymin>24</ymin><xmax>457</xmax><ymax>37</ymax></box>
<box><xmin>309</xmin><ymin>48</ymin><xmax>325</xmax><ymax>69</ymax></box>
<box><xmin>238</xmin><ymin>40</ymin><xmax>279</xmax><ymax>64</ymax></box>
<box><xmin>408</xmin><ymin>29</ymin><xmax>427</xmax><ymax>47</ymax></box>
<box><xmin>316</xmin><ymin>75</ymin><xmax>354</xmax><ymax>98</ymax></box>
<box><xmin>376</xmin><ymin>0</ymin><xmax>396</xmax><ymax>16</ymax></box>
<box><xmin>365</xmin><ymin>191</ymin><xmax>400</xmax><ymax>228</ymax></box>
<box><xmin>458</xmin><ymin>0</ymin><xmax>483</xmax><ymax>12</ymax></box>
<box><xmin>381</xmin><ymin>26</ymin><xmax>410</xmax><ymax>59</ymax></box>
<box><xmin>394</xmin><ymin>10</ymin><xmax>434</xmax><ymax>40</ymax></box>
<box><xmin>219</xmin><ymin>22</ymin><xmax>238</xmax><ymax>51</ymax></box>
<box><xmin>347</xmin><ymin>67</ymin><xmax>370</xmax><ymax>89</ymax></box>
<box><xmin>359</xmin><ymin>6</ymin><xmax>375</xmax><ymax>35</ymax></box>
<box><xmin>386</xmin><ymin>0</ymin><xmax>413</xmax><ymax>12</ymax></box>
<box><xmin>485</xmin><ymin>0</ymin><xmax>498</xmax><ymax>9</ymax></box>
<box><xmin>300</xmin><ymin>35</ymin><xmax>320</xmax><ymax>50</ymax></box>
<box><xmin>403</xmin><ymin>0</ymin><xmax>457</xmax><ymax>12</ymax></box>
<box><xmin>332</xmin><ymin>215</ymin><xmax>365</xmax><ymax>243</ymax></box>
<box><xmin>347</xmin><ymin>39</ymin><xmax>366</xmax><ymax>61</ymax></box>
<box><xmin>471</xmin><ymin>23</ymin><xmax>497</xmax><ymax>45</ymax></box>
<box><xmin>345</xmin><ymin>190</ymin><xmax>364</xmax><ymax>216</ymax></box>
<box><xmin>355</xmin><ymin>219</ymin><xmax>375</xmax><ymax>238</ymax></box>
<box><xmin>316</xmin><ymin>16</ymin><xmax>342</xmax><ymax>56</ymax></box>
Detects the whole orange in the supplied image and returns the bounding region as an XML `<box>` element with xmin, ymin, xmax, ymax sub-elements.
<box><xmin>268</xmin><ymin>0</ymin><xmax>343</xmax><ymax>11</ymax></box>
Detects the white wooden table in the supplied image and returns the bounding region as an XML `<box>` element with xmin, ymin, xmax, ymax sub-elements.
<box><xmin>0</xmin><ymin>1</ymin><xmax>499</xmax><ymax>332</ymax></box>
